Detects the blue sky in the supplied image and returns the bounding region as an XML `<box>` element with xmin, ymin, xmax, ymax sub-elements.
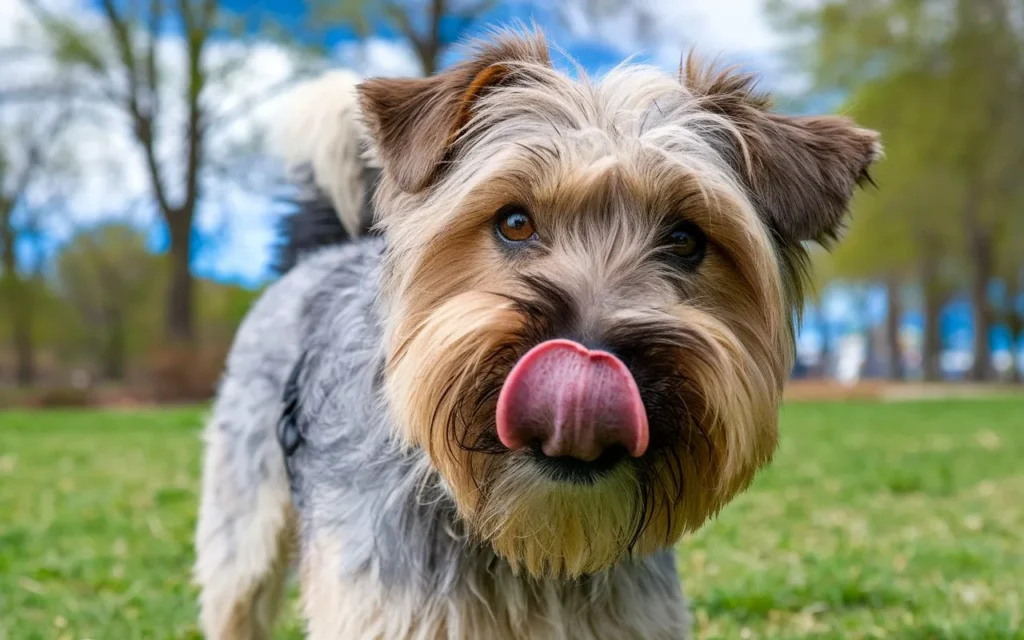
<box><xmin>7</xmin><ymin>0</ymin><xmax>1020</xmax><ymax>363</ymax></box>
<box><xmin>5</xmin><ymin>0</ymin><xmax>804</xmax><ymax>288</ymax></box>
<box><xmin>127</xmin><ymin>0</ymin><xmax>804</xmax><ymax>287</ymax></box>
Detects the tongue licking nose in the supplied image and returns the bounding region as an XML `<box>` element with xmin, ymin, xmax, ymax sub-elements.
<box><xmin>495</xmin><ymin>339</ymin><xmax>649</xmax><ymax>462</ymax></box>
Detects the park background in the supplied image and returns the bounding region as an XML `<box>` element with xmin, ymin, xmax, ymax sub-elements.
<box><xmin>1</xmin><ymin>0</ymin><xmax>1022</xmax><ymax>403</ymax></box>
<box><xmin>1</xmin><ymin>1</ymin><xmax>1022</xmax><ymax>638</ymax></box>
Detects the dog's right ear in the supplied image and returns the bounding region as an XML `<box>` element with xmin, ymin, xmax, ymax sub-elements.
<box><xmin>358</xmin><ymin>32</ymin><xmax>551</xmax><ymax>193</ymax></box>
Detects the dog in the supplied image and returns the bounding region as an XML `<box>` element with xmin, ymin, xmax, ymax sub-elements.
<box><xmin>194</xmin><ymin>29</ymin><xmax>881</xmax><ymax>639</ymax></box>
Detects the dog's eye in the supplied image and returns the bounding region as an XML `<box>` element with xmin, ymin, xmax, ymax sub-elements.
<box><xmin>495</xmin><ymin>206</ymin><xmax>538</xmax><ymax>244</ymax></box>
<box><xmin>666</xmin><ymin>222</ymin><xmax>707</xmax><ymax>264</ymax></box>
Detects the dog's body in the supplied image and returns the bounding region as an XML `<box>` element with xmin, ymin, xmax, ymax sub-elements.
<box><xmin>195</xmin><ymin>30</ymin><xmax>880</xmax><ymax>639</ymax></box>
<box><xmin>197</xmin><ymin>238</ymin><xmax>689</xmax><ymax>639</ymax></box>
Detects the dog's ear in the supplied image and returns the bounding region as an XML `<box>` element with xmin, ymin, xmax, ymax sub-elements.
<box><xmin>685</xmin><ymin>59</ymin><xmax>883</xmax><ymax>244</ymax></box>
<box><xmin>358</xmin><ymin>32</ymin><xmax>551</xmax><ymax>193</ymax></box>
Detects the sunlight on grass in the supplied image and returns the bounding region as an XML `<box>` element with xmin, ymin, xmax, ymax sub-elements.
<box><xmin>1</xmin><ymin>400</ymin><xmax>1022</xmax><ymax>639</ymax></box>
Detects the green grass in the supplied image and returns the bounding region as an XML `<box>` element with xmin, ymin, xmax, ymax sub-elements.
<box><xmin>1</xmin><ymin>400</ymin><xmax>1022</xmax><ymax>639</ymax></box>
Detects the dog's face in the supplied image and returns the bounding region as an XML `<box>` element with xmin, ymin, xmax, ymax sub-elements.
<box><xmin>358</xmin><ymin>32</ymin><xmax>880</xmax><ymax>578</ymax></box>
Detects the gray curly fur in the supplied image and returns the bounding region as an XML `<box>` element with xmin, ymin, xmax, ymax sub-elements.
<box><xmin>194</xmin><ymin>236</ymin><xmax>691</xmax><ymax>638</ymax></box>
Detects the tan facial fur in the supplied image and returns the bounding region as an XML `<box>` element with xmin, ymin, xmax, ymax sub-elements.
<box><xmin>358</xmin><ymin>30</ymin><xmax>881</xmax><ymax>579</ymax></box>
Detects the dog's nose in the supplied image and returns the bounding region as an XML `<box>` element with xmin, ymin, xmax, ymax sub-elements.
<box><xmin>495</xmin><ymin>339</ymin><xmax>649</xmax><ymax>462</ymax></box>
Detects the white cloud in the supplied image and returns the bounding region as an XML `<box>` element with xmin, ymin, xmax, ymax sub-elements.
<box><xmin>333</xmin><ymin>37</ymin><xmax>423</xmax><ymax>78</ymax></box>
<box><xmin>0</xmin><ymin>0</ymin><xmax>321</xmax><ymax>284</ymax></box>
<box><xmin>561</xmin><ymin>0</ymin><xmax>807</xmax><ymax>96</ymax></box>
<box><xmin>658</xmin><ymin>0</ymin><xmax>783</xmax><ymax>57</ymax></box>
<box><xmin>643</xmin><ymin>0</ymin><xmax>810</xmax><ymax>96</ymax></box>
<box><xmin>1</xmin><ymin>0</ymin><xmax>430</xmax><ymax>285</ymax></box>
<box><xmin>1</xmin><ymin>0</ymin><xmax>810</xmax><ymax>286</ymax></box>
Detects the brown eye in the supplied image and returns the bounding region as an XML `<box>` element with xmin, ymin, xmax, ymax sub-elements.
<box><xmin>496</xmin><ymin>206</ymin><xmax>537</xmax><ymax>244</ymax></box>
<box><xmin>667</xmin><ymin>222</ymin><xmax>707</xmax><ymax>264</ymax></box>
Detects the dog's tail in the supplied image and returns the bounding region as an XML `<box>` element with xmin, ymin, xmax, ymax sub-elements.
<box><xmin>272</xmin><ymin>69</ymin><xmax>381</xmax><ymax>273</ymax></box>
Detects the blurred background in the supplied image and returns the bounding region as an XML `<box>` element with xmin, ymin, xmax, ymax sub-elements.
<box><xmin>0</xmin><ymin>0</ymin><xmax>1021</xmax><ymax>404</ymax></box>
<box><xmin>2</xmin><ymin>3</ymin><xmax>1022</xmax><ymax>638</ymax></box>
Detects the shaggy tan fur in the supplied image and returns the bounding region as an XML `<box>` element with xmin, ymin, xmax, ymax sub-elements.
<box><xmin>196</xmin><ymin>27</ymin><xmax>881</xmax><ymax>639</ymax></box>
<box><xmin>356</xmin><ymin>30</ymin><xmax>880</xmax><ymax>579</ymax></box>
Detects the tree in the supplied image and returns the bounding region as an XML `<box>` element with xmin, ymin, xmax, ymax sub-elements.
<box><xmin>29</xmin><ymin>0</ymin><xmax>311</xmax><ymax>344</ymax></box>
<box><xmin>330</xmin><ymin>0</ymin><xmax>497</xmax><ymax>75</ymax></box>
<box><xmin>770</xmin><ymin>0</ymin><xmax>1024</xmax><ymax>382</ymax></box>
<box><xmin>54</xmin><ymin>223</ymin><xmax>162</xmax><ymax>381</ymax></box>
<box><xmin>884</xmin><ymin>273</ymin><xmax>904</xmax><ymax>380</ymax></box>
<box><xmin>944</xmin><ymin>0</ymin><xmax>1024</xmax><ymax>381</ymax></box>
<box><xmin>0</xmin><ymin>106</ymin><xmax>75</xmax><ymax>386</ymax></box>
<box><xmin>321</xmin><ymin>0</ymin><xmax>654</xmax><ymax>76</ymax></box>
<box><xmin>996</xmin><ymin>224</ymin><xmax>1024</xmax><ymax>382</ymax></box>
<box><xmin>808</xmin><ymin>72</ymin><xmax>967</xmax><ymax>381</ymax></box>
<box><xmin>0</xmin><ymin>139</ymin><xmax>34</xmax><ymax>386</ymax></box>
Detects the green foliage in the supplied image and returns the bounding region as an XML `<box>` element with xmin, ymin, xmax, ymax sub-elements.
<box><xmin>0</xmin><ymin>221</ymin><xmax>265</xmax><ymax>383</ymax></box>
<box><xmin>0</xmin><ymin>275</ymin><xmax>64</xmax><ymax>345</ymax></box>
<box><xmin>21</xmin><ymin>0</ymin><xmax>310</xmax><ymax>344</ymax></box>
<box><xmin>44</xmin><ymin>16</ymin><xmax>109</xmax><ymax>73</ymax></box>
<box><xmin>196</xmin><ymin>280</ymin><xmax>261</xmax><ymax>342</ymax></box>
<box><xmin>2</xmin><ymin>399</ymin><xmax>1022</xmax><ymax>638</ymax></box>
<box><xmin>770</xmin><ymin>0</ymin><xmax>1024</xmax><ymax>287</ymax></box>
<box><xmin>52</xmin><ymin>223</ymin><xmax>162</xmax><ymax>377</ymax></box>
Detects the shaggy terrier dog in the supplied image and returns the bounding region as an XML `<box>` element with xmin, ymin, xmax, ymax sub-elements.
<box><xmin>194</xmin><ymin>30</ymin><xmax>881</xmax><ymax>639</ymax></box>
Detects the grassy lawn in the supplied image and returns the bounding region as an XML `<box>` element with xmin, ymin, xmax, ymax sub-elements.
<box><xmin>1</xmin><ymin>399</ymin><xmax>1022</xmax><ymax>639</ymax></box>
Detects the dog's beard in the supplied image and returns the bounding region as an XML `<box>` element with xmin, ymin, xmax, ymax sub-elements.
<box><xmin>384</xmin><ymin>288</ymin><xmax>785</xmax><ymax>579</ymax></box>
<box><xmin>476</xmin><ymin>458</ymin><xmax>643</xmax><ymax>577</ymax></box>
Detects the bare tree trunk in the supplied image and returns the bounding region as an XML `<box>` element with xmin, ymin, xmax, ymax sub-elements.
<box><xmin>102</xmin><ymin>306</ymin><xmax>126</xmax><ymax>381</ymax></box>
<box><xmin>863</xmin><ymin>326</ymin><xmax>879</xmax><ymax>378</ymax></box>
<box><xmin>921</xmin><ymin>244</ymin><xmax>943</xmax><ymax>382</ymax></box>
<box><xmin>818</xmin><ymin>318</ymin><xmax>831</xmax><ymax>379</ymax></box>
<box><xmin>886</xmin><ymin>274</ymin><xmax>904</xmax><ymax>380</ymax></box>
<box><xmin>2</xmin><ymin>276</ymin><xmax>36</xmax><ymax>387</ymax></box>
<box><xmin>966</xmin><ymin>207</ymin><xmax>994</xmax><ymax>382</ymax></box>
<box><xmin>99</xmin><ymin>0</ymin><xmax>209</xmax><ymax>344</ymax></box>
<box><xmin>12</xmin><ymin>282</ymin><xmax>34</xmax><ymax>386</ymax></box>
<box><xmin>166</xmin><ymin>214</ymin><xmax>194</xmax><ymax>343</ymax></box>
<box><xmin>1</xmin><ymin>211</ymin><xmax>12</xmax><ymax>383</ymax></box>
<box><xmin>922</xmin><ymin>290</ymin><xmax>943</xmax><ymax>382</ymax></box>
<box><xmin>397</xmin><ymin>0</ymin><xmax>445</xmax><ymax>74</ymax></box>
<box><xmin>394</xmin><ymin>0</ymin><xmax>493</xmax><ymax>75</ymax></box>
<box><xmin>421</xmin><ymin>0</ymin><xmax>444</xmax><ymax>74</ymax></box>
<box><xmin>0</xmin><ymin>206</ymin><xmax>35</xmax><ymax>386</ymax></box>
<box><xmin>1008</xmin><ymin>267</ymin><xmax>1022</xmax><ymax>384</ymax></box>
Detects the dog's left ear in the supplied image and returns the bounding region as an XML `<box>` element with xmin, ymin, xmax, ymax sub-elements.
<box><xmin>358</xmin><ymin>32</ymin><xmax>552</xmax><ymax>194</ymax></box>
<box><xmin>686</xmin><ymin>61</ymin><xmax>883</xmax><ymax>244</ymax></box>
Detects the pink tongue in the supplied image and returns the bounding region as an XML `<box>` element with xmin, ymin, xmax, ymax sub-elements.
<box><xmin>495</xmin><ymin>339</ymin><xmax>649</xmax><ymax>461</ymax></box>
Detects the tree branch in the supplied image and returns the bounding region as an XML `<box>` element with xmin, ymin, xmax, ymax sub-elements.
<box><xmin>99</xmin><ymin>0</ymin><xmax>173</xmax><ymax>217</ymax></box>
<box><xmin>382</xmin><ymin>0</ymin><xmax>432</xmax><ymax>72</ymax></box>
<box><xmin>425</xmin><ymin>0</ymin><xmax>445</xmax><ymax>74</ymax></box>
<box><xmin>143</xmin><ymin>0</ymin><xmax>163</xmax><ymax>123</ymax></box>
<box><xmin>3</xmin><ymin>111</ymin><xmax>69</xmax><ymax>221</ymax></box>
<box><xmin>179</xmin><ymin>0</ymin><xmax>216</xmax><ymax>221</ymax></box>
<box><xmin>0</xmin><ymin>104</ymin><xmax>75</xmax><ymax>281</ymax></box>
<box><xmin>99</xmin><ymin>0</ymin><xmax>138</xmax><ymax>94</ymax></box>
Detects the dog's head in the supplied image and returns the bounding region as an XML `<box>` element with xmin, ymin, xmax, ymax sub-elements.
<box><xmin>357</xmin><ymin>30</ymin><xmax>880</xmax><ymax>578</ymax></box>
